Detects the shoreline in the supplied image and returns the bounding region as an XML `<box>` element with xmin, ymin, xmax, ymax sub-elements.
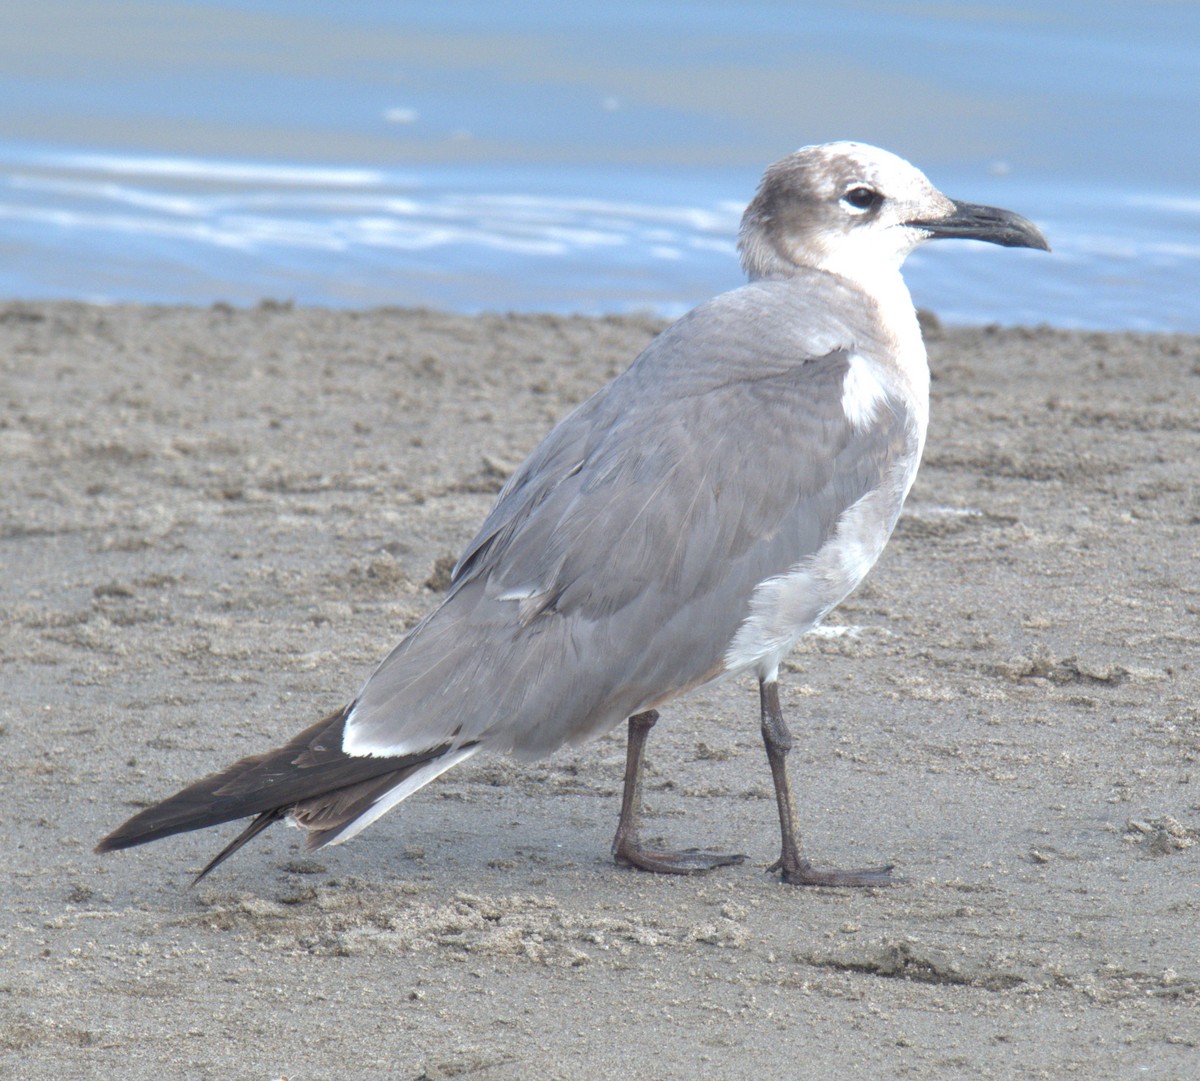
<box><xmin>3</xmin><ymin>301</ymin><xmax>1198</xmax><ymax>1079</ymax></box>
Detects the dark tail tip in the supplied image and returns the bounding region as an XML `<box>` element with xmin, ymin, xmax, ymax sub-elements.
<box><xmin>95</xmin><ymin>826</ymin><xmax>144</xmax><ymax>855</ymax></box>
<box><xmin>96</xmin><ymin>705</ymin><xmax>353</xmax><ymax>859</ymax></box>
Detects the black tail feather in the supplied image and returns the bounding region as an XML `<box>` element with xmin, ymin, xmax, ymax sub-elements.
<box><xmin>95</xmin><ymin>707</ymin><xmax>351</xmax><ymax>854</ymax></box>
<box><xmin>96</xmin><ymin>704</ymin><xmax>454</xmax><ymax>873</ymax></box>
<box><xmin>293</xmin><ymin>765</ymin><xmax>439</xmax><ymax>848</ymax></box>
<box><xmin>191</xmin><ymin>807</ymin><xmax>287</xmax><ymax>885</ymax></box>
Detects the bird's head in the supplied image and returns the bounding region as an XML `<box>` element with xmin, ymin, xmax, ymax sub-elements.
<box><xmin>738</xmin><ymin>141</ymin><xmax>1049</xmax><ymax>287</ymax></box>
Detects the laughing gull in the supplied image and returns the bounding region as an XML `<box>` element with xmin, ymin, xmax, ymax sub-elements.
<box><xmin>98</xmin><ymin>142</ymin><xmax>1048</xmax><ymax>886</ymax></box>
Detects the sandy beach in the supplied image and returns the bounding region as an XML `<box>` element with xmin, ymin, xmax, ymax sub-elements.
<box><xmin>2</xmin><ymin>300</ymin><xmax>1198</xmax><ymax>1080</ymax></box>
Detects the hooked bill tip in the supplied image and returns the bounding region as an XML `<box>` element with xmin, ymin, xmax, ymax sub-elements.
<box><xmin>911</xmin><ymin>200</ymin><xmax>1049</xmax><ymax>252</ymax></box>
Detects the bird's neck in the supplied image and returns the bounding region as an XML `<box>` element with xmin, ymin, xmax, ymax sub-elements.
<box><xmin>826</xmin><ymin>258</ymin><xmax>930</xmax><ymax>414</ymax></box>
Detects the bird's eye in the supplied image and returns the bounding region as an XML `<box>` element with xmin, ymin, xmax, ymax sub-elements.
<box><xmin>842</xmin><ymin>186</ymin><xmax>879</xmax><ymax>211</ymax></box>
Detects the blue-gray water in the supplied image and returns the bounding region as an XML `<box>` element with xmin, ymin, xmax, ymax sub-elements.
<box><xmin>3</xmin><ymin>1</ymin><xmax>1198</xmax><ymax>329</ymax></box>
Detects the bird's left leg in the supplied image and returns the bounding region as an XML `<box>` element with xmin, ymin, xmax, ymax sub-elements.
<box><xmin>611</xmin><ymin>710</ymin><xmax>747</xmax><ymax>874</ymax></box>
<box><xmin>760</xmin><ymin>679</ymin><xmax>893</xmax><ymax>887</ymax></box>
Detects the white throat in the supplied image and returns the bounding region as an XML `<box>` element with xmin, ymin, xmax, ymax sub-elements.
<box><xmin>822</xmin><ymin>243</ymin><xmax>929</xmax><ymax>409</ymax></box>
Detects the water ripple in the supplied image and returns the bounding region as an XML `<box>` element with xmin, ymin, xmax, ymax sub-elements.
<box><xmin>1</xmin><ymin>144</ymin><xmax>1197</xmax><ymax>330</ymax></box>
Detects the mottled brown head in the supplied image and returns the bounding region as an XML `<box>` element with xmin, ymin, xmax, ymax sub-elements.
<box><xmin>738</xmin><ymin>142</ymin><xmax>1048</xmax><ymax>286</ymax></box>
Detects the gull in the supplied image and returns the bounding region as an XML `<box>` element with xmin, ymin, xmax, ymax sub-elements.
<box><xmin>97</xmin><ymin>142</ymin><xmax>1048</xmax><ymax>886</ymax></box>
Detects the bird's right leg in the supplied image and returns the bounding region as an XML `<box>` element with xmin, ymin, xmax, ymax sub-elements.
<box><xmin>611</xmin><ymin>710</ymin><xmax>746</xmax><ymax>874</ymax></box>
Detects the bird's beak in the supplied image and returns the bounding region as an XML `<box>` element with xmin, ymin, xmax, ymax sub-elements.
<box><xmin>909</xmin><ymin>200</ymin><xmax>1050</xmax><ymax>251</ymax></box>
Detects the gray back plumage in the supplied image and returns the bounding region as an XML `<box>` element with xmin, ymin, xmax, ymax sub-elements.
<box><xmin>343</xmin><ymin>271</ymin><xmax>916</xmax><ymax>759</ymax></box>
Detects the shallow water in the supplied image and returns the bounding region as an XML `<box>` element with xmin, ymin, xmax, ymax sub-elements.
<box><xmin>2</xmin><ymin>1</ymin><xmax>1198</xmax><ymax>329</ymax></box>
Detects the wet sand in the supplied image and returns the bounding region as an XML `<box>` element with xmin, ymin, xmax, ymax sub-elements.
<box><xmin>2</xmin><ymin>301</ymin><xmax>1198</xmax><ymax>1079</ymax></box>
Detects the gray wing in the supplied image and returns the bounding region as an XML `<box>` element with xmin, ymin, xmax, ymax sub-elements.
<box><xmin>452</xmin><ymin>272</ymin><xmax>872</xmax><ymax>590</ymax></box>
<box><xmin>344</xmin><ymin>276</ymin><xmax>914</xmax><ymax>759</ymax></box>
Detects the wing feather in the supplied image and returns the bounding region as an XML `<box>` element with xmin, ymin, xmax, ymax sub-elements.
<box><xmin>345</xmin><ymin>275</ymin><xmax>914</xmax><ymax>759</ymax></box>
